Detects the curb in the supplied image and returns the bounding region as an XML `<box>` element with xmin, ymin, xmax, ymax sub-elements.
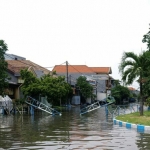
<box><xmin>113</xmin><ymin>118</ymin><xmax>150</xmax><ymax>132</ymax></box>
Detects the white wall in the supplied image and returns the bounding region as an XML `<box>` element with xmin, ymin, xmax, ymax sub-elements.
<box><xmin>97</xmin><ymin>92</ymin><xmax>107</xmax><ymax>100</ymax></box>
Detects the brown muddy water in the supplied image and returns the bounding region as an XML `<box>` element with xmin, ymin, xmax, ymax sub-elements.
<box><xmin>0</xmin><ymin>106</ymin><xmax>150</xmax><ymax>150</ymax></box>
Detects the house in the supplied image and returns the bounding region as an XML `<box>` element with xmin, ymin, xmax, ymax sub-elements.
<box><xmin>5</xmin><ymin>54</ymin><xmax>51</xmax><ymax>100</ymax></box>
<box><xmin>128</xmin><ymin>86</ymin><xmax>140</xmax><ymax>96</ymax></box>
<box><xmin>52</xmin><ymin>65</ymin><xmax>113</xmax><ymax>103</ymax></box>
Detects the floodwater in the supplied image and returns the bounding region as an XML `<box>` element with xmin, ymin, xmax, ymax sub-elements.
<box><xmin>0</xmin><ymin>106</ymin><xmax>150</xmax><ymax>150</ymax></box>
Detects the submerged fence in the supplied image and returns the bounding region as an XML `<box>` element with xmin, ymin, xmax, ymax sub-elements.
<box><xmin>105</xmin><ymin>103</ymin><xmax>147</xmax><ymax>118</ymax></box>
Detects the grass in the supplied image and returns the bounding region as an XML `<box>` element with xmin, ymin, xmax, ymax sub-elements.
<box><xmin>116</xmin><ymin>111</ymin><xmax>150</xmax><ymax>126</ymax></box>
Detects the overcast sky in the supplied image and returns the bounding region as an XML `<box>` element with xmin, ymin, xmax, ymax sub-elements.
<box><xmin>0</xmin><ymin>0</ymin><xmax>150</xmax><ymax>88</ymax></box>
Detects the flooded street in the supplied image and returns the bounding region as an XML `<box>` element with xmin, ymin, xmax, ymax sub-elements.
<box><xmin>0</xmin><ymin>106</ymin><xmax>150</xmax><ymax>150</ymax></box>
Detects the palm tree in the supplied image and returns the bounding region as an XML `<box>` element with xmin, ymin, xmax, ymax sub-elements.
<box><xmin>119</xmin><ymin>51</ymin><xmax>150</xmax><ymax>116</ymax></box>
<box><xmin>142</xmin><ymin>24</ymin><xmax>150</xmax><ymax>51</ymax></box>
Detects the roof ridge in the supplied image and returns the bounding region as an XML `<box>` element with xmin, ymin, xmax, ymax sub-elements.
<box><xmin>7</xmin><ymin>59</ymin><xmax>51</xmax><ymax>74</ymax></box>
<box><xmin>27</xmin><ymin>60</ymin><xmax>51</xmax><ymax>71</ymax></box>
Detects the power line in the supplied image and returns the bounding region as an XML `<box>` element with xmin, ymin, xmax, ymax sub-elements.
<box><xmin>44</xmin><ymin>61</ymin><xmax>66</xmax><ymax>69</ymax></box>
<box><xmin>67</xmin><ymin>62</ymin><xmax>83</xmax><ymax>74</ymax></box>
<box><xmin>67</xmin><ymin>62</ymin><xmax>99</xmax><ymax>81</ymax></box>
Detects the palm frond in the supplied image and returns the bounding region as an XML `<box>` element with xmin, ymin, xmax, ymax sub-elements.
<box><xmin>119</xmin><ymin>52</ymin><xmax>139</xmax><ymax>73</ymax></box>
<box><xmin>119</xmin><ymin>60</ymin><xmax>136</xmax><ymax>74</ymax></box>
<box><xmin>127</xmin><ymin>69</ymin><xmax>138</xmax><ymax>85</ymax></box>
<box><xmin>122</xmin><ymin>67</ymin><xmax>133</xmax><ymax>82</ymax></box>
<box><xmin>122</xmin><ymin>52</ymin><xmax>139</xmax><ymax>64</ymax></box>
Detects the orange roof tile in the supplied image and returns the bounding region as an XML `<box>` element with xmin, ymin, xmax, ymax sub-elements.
<box><xmin>90</xmin><ymin>67</ymin><xmax>112</xmax><ymax>74</ymax></box>
<box><xmin>128</xmin><ymin>87</ymin><xmax>136</xmax><ymax>91</ymax></box>
<box><xmin>52</xmin><ymin>65</ymin><xmax>112</xmax><ymax>74</ymax></box>
<box><xmin>52</xmin><ymin>65</ymin><xmax>94</xmax><ymax>73</ymax></box>
<box><xmin>6</xmin><ymin>60</ymin><xmax>51</xmax><ymax>75</ymax></box>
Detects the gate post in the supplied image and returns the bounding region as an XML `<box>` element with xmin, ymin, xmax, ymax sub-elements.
<box><xmin>30</xmin><ymin>106</ymin><xmax>34</xmax><ymax>115</ymax></box>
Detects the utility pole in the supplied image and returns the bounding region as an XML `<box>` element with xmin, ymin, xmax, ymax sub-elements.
<box><xmin>66</xmin><ymin>61</ymin><xmax>70</xmax><ymax>105</ymax></box>
<box><xmin>69</xmin><ymin>75</ymin><xmax>71</xmax><ymax>85</ymax></box>
<box><xmin>66</xmin><ymin>61</ymin><xmax>68</xmax><ymax>83</ymax></box>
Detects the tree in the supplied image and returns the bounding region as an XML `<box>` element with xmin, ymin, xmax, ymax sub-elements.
<box><xmin>20</xmin><ymin>69</ymin><xmax>73</xmax><ymax>106</ymax></box>
<box><xmin>39</xmin><ymin>74</ymin><xmax>73</xmax><ymax>105</ymax></box>
<box><xmin>142</xmin><ymin>25</ymin><xmax>150</xmax><ymax>51</ymax></box>
<box><xmin>20</xmin><ymin>69</ymin><xmax>40</xmax><ymax>97</ymax></box>
<box><xmin>76</xmin><ymin>76</ymin><xmax>94</xmax><ymax>102</ymax></box>
<box><xmin>119</xmin><ymin>51</ymin><xmax>150</xmax><ymax>115</ymax></box>
<box><xmin>111</xmin><ymin>85</ymin><xmax>130</xmax><ymax>105</ymax></box>
<box><xmin>0</xmin><ymin>40</ymin><xmax>9</xmax><ymax>96</ymax></box>
<box><xmin>113</xmin><ymin>80</ymin><xmax>121</xmax><ymax>86</ymax></box>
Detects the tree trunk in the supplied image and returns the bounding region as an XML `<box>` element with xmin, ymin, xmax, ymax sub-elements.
<box><xmin>140</xmin><ymin>81</ymin><xmax>143</xmax><ymax>116</ymax></box>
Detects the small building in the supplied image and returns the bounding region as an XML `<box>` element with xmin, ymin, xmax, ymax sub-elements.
<box><xmin>52</xmin><ymin>65</ymin><xmax>113</xmax><ymax>103</ymax></box>
<box><xmin>5</xmin><ymin>54</ymin><xmax>51</xmax><ymax>100</ymax></box>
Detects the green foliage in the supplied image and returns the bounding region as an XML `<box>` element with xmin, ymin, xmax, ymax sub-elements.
<box><xmin>145</xmin><ymin>97</ymin><xmax>150</xmax><ymax>107</ymax></box>
<box><xmin>142</xmin><ymin>75</ymin><xmax>150</xmax><ymax>98</ymax></box>
<box><xmin>52</xmin><ymin>71</ymin><xmax>57</xmax><ymax>75</ymax></box>
<box><xmin>20</xmin><ymin>69</ymin><xmax>40</xmax><ymax>97</ymax></box>
<box><xmin>76</xmin><ymin>76</ymin><xmax>94</xmax><ymax>100</ymax></box>
<box><xmin>119</xmin><ymin>51</ymin><xmax>150</xmax><ymax>85</ymax></box>
<box><xmin>40</xmin><ymin>74</ymin><xmax>73</xmax><ymax>105</ymax></box>
<box><xmin>142</xmin><ymin>26</ymin><xmax>150</xmax><ymax>51</ymax></box>
<box><xmin>20</xmin><ymin>69</ymin><xmax>73</xmax><ymax>105</ymax></box>
<box><xmin>14</xmin><ymin>98</ymin><xmax>26</xmax><ymax>105</ymax></box>
<box><xmin>132</xmin><ymin>92</ymin><xmax>137</xmax><ymax>98</ymax></box>
<box><xmin>118</xmin><ymin>51</ymin><xmax>150</xmax><ymax>97</ymax></box>
<box><xmin>113</xmin><ymin>80</ymin><xmax>121</xmax><ymax>86</ymax></box>
<box><xmin>0</xmin><ymin>40</ymin><xmax>9</xmax><ymax>96</ymax></box>
<box><xmin>119</xmin><ymin>50</ymin><xmax>150</xmax><ymax>115</ymax></box>
<box><xmin>111</xmin><ymin>85</ymin><xmax>130</xmax><ymax>105</ymax></box>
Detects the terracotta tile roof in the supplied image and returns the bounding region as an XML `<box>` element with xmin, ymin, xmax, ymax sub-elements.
<box><xmin>128</xmin><ymin>87</ymin><xmax>136</xmax><ymax>91</ymax></box>
<box><xmin>52</xmin><ymin>65</ymin><xmax>112</xmax><ymax>74</ymax></box>
<box><xmin>90</xmin><ymin>67</ymin><xmax>112</xmax><ymax>74</ymax></box>
<box><xmin>52</xmin><ymin>65</ymin><xmax>94</xmax><ymax>73</ymax></box>
<box><xmin>6</xmin><ymin>60</ymin><xmax>51</xmax><ymax>75</ymax></box>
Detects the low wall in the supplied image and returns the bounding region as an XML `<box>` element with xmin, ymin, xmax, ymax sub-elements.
<box><xmin>113</xmin><ymin>118</ymin><xmax>150</xmax><ymax>133</ymax></box>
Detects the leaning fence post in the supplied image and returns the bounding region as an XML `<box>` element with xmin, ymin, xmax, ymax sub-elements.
<box><xmin>105</xmin><ymin>105</ymin><xmax>108</xmax><ymax>116</ymax></box>
<box><xmin>105</xmin><ymin>105</ymin><xmax>109</xmax><ymax>121</ymax></box>
<box><xmin>2</xmin><ymin>107</ymin><xmax>4</xmax><ymax>115</ymax></box>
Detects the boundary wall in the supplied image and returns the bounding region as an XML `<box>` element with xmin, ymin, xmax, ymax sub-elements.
<box><xmin>113</xmin><ymin>118</ymin><xmax>150</xmax><ymax>133</ymax></box>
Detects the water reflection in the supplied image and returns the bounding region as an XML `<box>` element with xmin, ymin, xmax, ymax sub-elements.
<box><xmin>0</xmin><ymin>106</ymin><xmax>150</xmax><ymax>149</ymax></box>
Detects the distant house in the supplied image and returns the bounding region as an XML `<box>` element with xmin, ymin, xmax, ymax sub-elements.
<box><xmin>5</xmin><ymin>54</ymin><xmax>51</xmax><ymax>100</ymax></box>
<box><xmin>128</xmin><ymin>86</ymin><xmax>139</xmax><ymax>96</ymax></box>
<box><xmin>52</xmin><ymin>65</ymin><xmax>113</xmax><ymax>102</ymax></box>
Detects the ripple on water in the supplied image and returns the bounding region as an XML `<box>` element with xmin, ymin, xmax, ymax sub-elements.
<box><xmin>0</xmin><ymin>108</ymin><xmax>150</xmax><ymax>149</ymax></box>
